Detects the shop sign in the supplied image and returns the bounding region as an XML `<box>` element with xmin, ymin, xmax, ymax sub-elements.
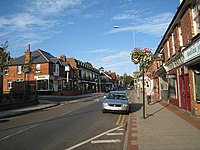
<box><xmin>164</xmin><ymin>54</ymin><xmax>184</xmax><ymax>72</ymax></box>
<box><xmin>184</xmin><ymin>38</ymin><xmax>200</xmax><ymax>62</ymax></box>
<box><xmin>35</xmin><ymin>75</ymin><xmax>49</xmax><ymax>80</ymax></box>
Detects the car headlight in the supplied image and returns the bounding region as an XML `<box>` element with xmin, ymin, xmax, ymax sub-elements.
<box><xmin>122</xmin><ymin>104</ymin><xmax>129</xmax><ymax>107</ymax></box>
<box><xmin>103</xmin><ymin>103</ymin><xmax>108</xmax><ymax>107</ymax></box>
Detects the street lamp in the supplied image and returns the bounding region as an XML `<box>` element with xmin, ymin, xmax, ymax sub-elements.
<box><xmin>114</xmin><ymin>26</ymin><xmax>136</xmax><ymax>49</ymax></box>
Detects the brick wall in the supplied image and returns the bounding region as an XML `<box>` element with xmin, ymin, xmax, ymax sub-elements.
<box><xmin>180</xmin><ymin>8</ymin><xmax>193</xmax><ymax>46</ymax></box>
<box><xmin>163</xmin><ymin>42</ymin><xmax>169</xmax><ymax>61</ymax></box>
<box><xmin>173</xmin><ymin>26</ymin><xmax>180</xmax><ymax>53</ymax></box>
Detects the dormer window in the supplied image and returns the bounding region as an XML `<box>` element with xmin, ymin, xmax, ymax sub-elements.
<box><xmin>53</xmin><ymin>64</ymin><xmax>59</xmax><ymax>76</ymax></box>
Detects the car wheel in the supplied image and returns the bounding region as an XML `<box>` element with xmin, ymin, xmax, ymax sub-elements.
<box><xmin>102</xmin><ymin>109</ymin><xmax>106</xmax><ymax>113</ymax></box>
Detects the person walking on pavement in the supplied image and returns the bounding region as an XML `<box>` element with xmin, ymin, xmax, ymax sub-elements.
<box><xmin>146</xmin><ymin>84</ymin><xmax>151</xmax><ymax>105</ymax></box>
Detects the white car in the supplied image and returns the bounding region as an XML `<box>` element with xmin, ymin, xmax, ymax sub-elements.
<box><xmin>102</xmin><ymin>91</ymin><xmax>129</xmax><ymax>114</ymax></box>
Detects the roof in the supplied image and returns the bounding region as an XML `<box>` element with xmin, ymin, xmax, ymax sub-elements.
<box><xmin>66</xmin><ymin>58</ymin><xmax>78</xmax><ymax>69</ymax></box>
<box><xmin>13</xmin><ymin>49</ymin><xmax>56</xmax><ymax>65</ymax></box>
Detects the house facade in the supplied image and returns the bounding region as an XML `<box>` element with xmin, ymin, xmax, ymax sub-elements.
<box><xmin>3</xmin><ymin>44</ymin><xmax>66</xmax><ymax>95</ymax></box>
<box><xmin>3</xmin><ymin>45</ymin><xmax>100</xmax><ymax>96</ymax></box>
<box><xmin>60</xmin><ymin>56</ymin><xmax>100</xmax><ymax>94</ymax></box>
<box><xmin>151</xmin><ymin>0</ymin><xmax>200</xmax><ymax>117</ymax></box>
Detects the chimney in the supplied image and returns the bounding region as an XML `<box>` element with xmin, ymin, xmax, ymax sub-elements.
<box><xmin>60</xmin><ymin>55</ymin><xmax>66</xmax><ymax>62</ymax></box>
<box><xmin>25</xmin><ymin>44</ymin><xmax>31</xmax><ymax>63</ymax></box>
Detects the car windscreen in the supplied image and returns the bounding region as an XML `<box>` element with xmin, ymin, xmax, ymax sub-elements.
<box><xmin>107</xmin><ymin>93</ymin><xmax>127</xmax><ymax>100</ymax></box>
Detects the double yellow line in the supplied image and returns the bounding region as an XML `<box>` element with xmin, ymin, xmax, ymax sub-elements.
<box><xmin>116</xmin><ymin>114</ymin><xmax>125</xmax><ymax>126</ymax></box>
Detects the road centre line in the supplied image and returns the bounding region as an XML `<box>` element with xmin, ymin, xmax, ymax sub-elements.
<box><xmin>116</xmin><ymin>115</ymin><xmax>125</xmax><ymax>126</ymax></box>
<box><xmin>0</xmin><ymin>124</ymin><xmax>39</xmax><ymax>141</ymax></box>
<box><xmin>116</xmin><ymin>115</ymin><xmax>122</xmax><ymax>125</ymax></box>
<box><xmin>91</xmin><ymin>139</ymin><xmax>121</xmax><ymax>144</ymax></box>
<box><xmin>65</xmin><ymin>126</ymin><xmax>123</xmax><ymax>150</ymax></box>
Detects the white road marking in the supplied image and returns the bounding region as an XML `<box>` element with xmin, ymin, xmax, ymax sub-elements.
<box><xmin>65</xmin><ymin>126</ymin><xmax>123</xmax><ymax>150</ymax></box>
<box><xmin>58</xmin><ymin>110</ymin><xmax>73</xmax><ymax>117</ymax></box>
<box><xmin>91</xmin><ymin>139</ymin><xmax>121</xmax><ymax>144</ymax></box>
<box><xmin>0</xmin><ymin>124</ymin><xmax>39</xmax><ymax>141</ymax></box>
<box><xmin>117</xmin><ymin>128</ymin><xmax>124</xmax><ymax>131</ymax></box>
<box><xmin>106</xmin><ymin>132</ymin><xmax>124</xmax><ymax>136</ymax></box>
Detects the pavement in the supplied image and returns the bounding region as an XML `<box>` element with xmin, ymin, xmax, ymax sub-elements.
<box><xmin>0</xmin><ymin>92</ymin><xmax>104</xmax><ymax>119</ymax></box>
<box><xmin>124</xmin><ymin>90</ymin><xmax>200</xmax><ymax>150</ymax></box>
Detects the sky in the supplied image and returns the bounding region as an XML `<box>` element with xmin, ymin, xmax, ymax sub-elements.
<box><xmin>0</xmin><ymin>0</ymin><xmax>180</xmax><ymax>76</ymax></box>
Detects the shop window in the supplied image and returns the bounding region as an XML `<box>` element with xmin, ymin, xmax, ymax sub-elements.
<box><xmin>37</xmin><ymin>80</ymin><xmax>48</xmax><ymax>90</ymax></box>
<box><xmin>58</xmin><ymin>80</ymin><xmax>62</xmax><ymax>90</ymax></box>
<box><xmin>194</xmin><ymin>70</ymin><xmax>200</xmax><ymax>101</ymax></box>
<box><xmin>168</xmin><ymin>75</ymin><xmax>177</xmax><ymax>99</ymax></box>
<box><xmin>49</xmin><ymin>80</ymin><xmax>53</xmax><ymax>90</ymax></box>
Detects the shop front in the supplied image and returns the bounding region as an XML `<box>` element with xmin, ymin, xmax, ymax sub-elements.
<box><xmin>34</xmin><ymin>75</ymin><xmax>64</xmax><ymax>92</ymax></box>
<box><xmin>164</xmin><ymin>52</ymin><xmax>190</xmax><ymax>110</ymax></box>
<box><xmin>183</xmin><ymin>36</ymin><xmax>200</xmax><ymax>116</ymax></box>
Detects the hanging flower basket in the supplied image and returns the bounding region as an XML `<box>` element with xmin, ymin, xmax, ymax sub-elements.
<box><xmin>130</xmin><ymin>47</ymin><xmax>154</xmax><ymax>68</ymax></box>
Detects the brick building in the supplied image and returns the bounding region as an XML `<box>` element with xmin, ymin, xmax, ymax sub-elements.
<box><xmin>151</xmin><ymin>0</ymin><xmax>200</xmax><ymax>117</ymax></box>
<box><xmin>3</xmin><ymin>44</ymin><xmax>67</xmax><ymax>95</ymax></box>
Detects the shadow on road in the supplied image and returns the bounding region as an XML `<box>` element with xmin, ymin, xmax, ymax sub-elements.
<box><xmin>0</xmin><ymin>108</ymin><xmax>101</xmax><ymax>132</ymax></box>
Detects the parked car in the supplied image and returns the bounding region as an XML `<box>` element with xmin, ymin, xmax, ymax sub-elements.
<box><xmin>102</xmin><ymin>91</ymin><xmax>129</xmax><ymax>114</ymax></box>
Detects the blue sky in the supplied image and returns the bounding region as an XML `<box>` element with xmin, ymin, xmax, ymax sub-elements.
<box><xmin>0</xmin><ymin>0</ymin><xmax>180</xmax><ymax>76</ymax></box>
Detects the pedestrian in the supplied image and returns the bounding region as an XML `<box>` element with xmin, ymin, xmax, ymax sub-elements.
<box><xmin>146</xmin><ymin>84</ymin><xmax>151</xmax><ymax>105</ymax></box>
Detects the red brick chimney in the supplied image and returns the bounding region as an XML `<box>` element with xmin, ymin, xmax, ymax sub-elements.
<box><xmin>25</xmin><ymin>44</ymin><xmax>31</xmax><ymax>63</ymax></box>
<box><xmin>60</xmin><ymin>55</ymin><xmax>66</xmax><ymax>62</ymax></box>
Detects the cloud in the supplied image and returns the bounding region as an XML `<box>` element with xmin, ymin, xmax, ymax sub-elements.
<box><xmin>86</xmin><ymin>48</ymin><xmax>117</xmax><ymax>53</ymax></box>
<box><xmin>98</xmin><ymin>52</ymin><xmax>130</xmax><ymax>62</ymax></box>
<box><xmin>28</xmin><ymin>0</ymin><xmax>83</xmax><ymax>16</ymax></box>
<box><xmin>112</xmin><ymin>14</ymin><xmax>138</xmax><ymax>20</ymax></box>
<box><xmin>0</xmin><ymin>13</ymin><xmax>54</xmax><ymax>29</ymax></box>
<box><xmin>105</xmin><ymin>12</ymin><xmax>173</xmax><ymax>37</ymax></box>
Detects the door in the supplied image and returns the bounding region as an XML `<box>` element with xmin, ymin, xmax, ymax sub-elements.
<box><xmin>179</xmin><ymin>74</ymin><xmax>191</xmax><ymax>111</ymax></box>
<box><xmin>184</xmin><ymin>74</ymin><xmax>191</xmax><ymax>111</ymax></box>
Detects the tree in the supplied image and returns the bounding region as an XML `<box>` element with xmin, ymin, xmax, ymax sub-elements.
<box><xmin>123</xmin><ymin>73</ymin><xmax>133</xmax><ymax>86</ymax></box>
<box><xmin>0</xmin><ymin>41</ymin><xmax>10</xmax><ymax>102</ymax></box>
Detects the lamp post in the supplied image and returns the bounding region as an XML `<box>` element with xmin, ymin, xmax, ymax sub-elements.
<box><xmin>130</xmin><ymin>48</ymin><xmax>154</xmax><ymax>119</ymax></box>
<box><xmin>114</xmin><ymin>26</ymin><xmax>136</xmax><ymax>48</ymax></box>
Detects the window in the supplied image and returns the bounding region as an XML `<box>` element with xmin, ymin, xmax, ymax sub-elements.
<box><xmin>36</xmin><ymin>64</ymin><xmax>41</xmax><ymax>72</ymax></box>
<box><xmin>53</xmin><ymin>64</ymin><xmax>59</xmax><ymax>76</ymax></box>
<box><xmin>4</xmin><ymin>68</ymin><xmax>9</xmax><ymax>75</ymax></box>
<box><xmin>194</xmin><ymin>70</ymin><xmax>200</xmax><ymax>102</ymax></box>
<box><xmin>8</xmin><ymin>80</ymin><xmax>13</xmax><ymax>89</ymax></box>
<box><xmin>17</xmin><ymin>66</ymin><xmax>22</xmax><ymax>74</ymax></box>
<box><xmin>49</xmin><ymin>80</ymin><xmax>54</xmax><ymax>90</ymax></box>
<box><xmin>168</xmin><ymin>75</ymin><xmax>177</xmax><ymax>99</ymax></box>
<box><xmin>192</xmin><ymin>4</ymin><xmax>200</xmax><ymax>35</ymax></box>
<box><xmin>37</xmin><ymin>80</ymin><xmax>48</xmax><ymax>90</ymax></box>
<box><xmin>16</xmin><ymin>78</ymin><xmax>24</xmax><ymax>82</ymax></box>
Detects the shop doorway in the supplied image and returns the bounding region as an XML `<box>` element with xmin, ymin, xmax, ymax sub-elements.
<box><xmin>179</xmin><ymin>74</ymin><xmax>191</xmax><ymax>111</ymax></box>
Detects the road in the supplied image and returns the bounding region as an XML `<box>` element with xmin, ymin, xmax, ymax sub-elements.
<box><xmin>0</xmin><ymin>91</ymin><xmax>131</xmax><ymax>150</ymax></box>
